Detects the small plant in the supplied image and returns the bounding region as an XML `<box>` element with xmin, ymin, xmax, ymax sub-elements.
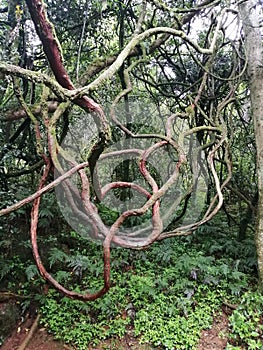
<box><xmin>227</xmin><ymin>291</ymin><xmax>263</xmax><ymax>349</ymax></box>
<box><xmin>134</xmin><ymin>295</ymin><xmax>213</xmax><ymax>350</ymax></box>
<box><xmin>40</xmin><ymin>287</ymin><xmax>130</xmax><ymax>350</ymax></box>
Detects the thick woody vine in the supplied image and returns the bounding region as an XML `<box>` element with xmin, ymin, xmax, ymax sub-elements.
<box><xmin>0</xmin><ymin>0</ymin><xmax>237</xmax><ymax>301</ymax></box>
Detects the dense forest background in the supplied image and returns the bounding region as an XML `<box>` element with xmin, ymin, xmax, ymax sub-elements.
<box><xmin>0</xmin><ymin>0</ymin><xmax>263</xmax><ymax>349</ymax></box>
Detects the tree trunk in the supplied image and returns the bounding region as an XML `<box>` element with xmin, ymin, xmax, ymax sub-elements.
<box><xmin>239</xmin><ymin>0</ymin><xmax>263</xmax><ymax>288</ymax></box>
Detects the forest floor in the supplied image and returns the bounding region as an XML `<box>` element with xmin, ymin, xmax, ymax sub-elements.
<box><xmin>1</xmin><ymin>311</ymin><xmax>230</xmax><ymax>350</ymax></box>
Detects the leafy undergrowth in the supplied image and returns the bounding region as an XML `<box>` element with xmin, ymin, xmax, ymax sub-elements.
<box><xmin>227</xmin><ymin>291</ymin><xmax>263</xmax><ymax>350</ymax></box>
<box><xmin>36</xmin><ymin>222</ymin><xmax>260</xmax><ymax>349</ymax></box>
<box><xmin>1</xmin><ymin>217</ymin><xmax>263</xmax><ymax>349</ymax></box>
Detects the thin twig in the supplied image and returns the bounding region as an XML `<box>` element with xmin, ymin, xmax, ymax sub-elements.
<box><xmin>17</xmin><ymin>314</ymin><xmax>40</xmax><ymax>350</ymax></box>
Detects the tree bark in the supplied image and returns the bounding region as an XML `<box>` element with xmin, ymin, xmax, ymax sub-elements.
<box><xmin>239</xmin><ymin>0</ymin><xmax>263</xmax><ymax>288</ymax></box>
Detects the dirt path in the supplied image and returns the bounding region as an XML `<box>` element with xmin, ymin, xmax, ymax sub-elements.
<box><xmin>198</xmin><ymin>313</ymin><xmax>229</xmax><ymax>350</ymax></box>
